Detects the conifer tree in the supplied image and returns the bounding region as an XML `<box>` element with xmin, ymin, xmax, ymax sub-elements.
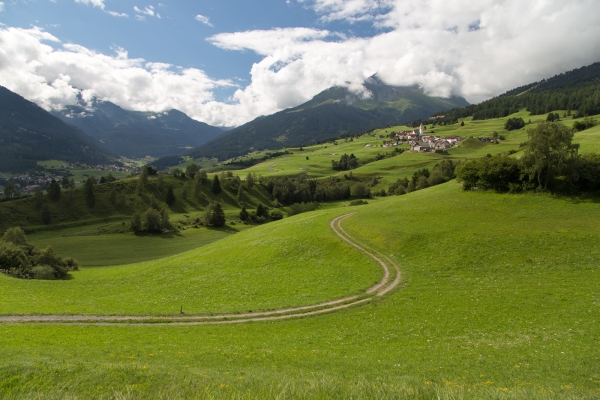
<box><xmin>84</xmin><ymin>177</ymin><xmax>96</xmax><ymax>208</ymax></box>
<box><xmin>236</xmin><ymin>184</ymin><xmax>243</xmax><ymax>202</ymax></box>
<box><xmin>239</xmin><ymin>206</ymin><xmax>249</xmax><ymax>221</ymax></box>
<box><xmin>210</xmin><ymin>203</ymin><xmax>226</xmax><ymax>227</ymax></box>
<box><xmin>109</xmin><ymin>188</ymin><xmax>117</xmax><ymax>204</ymax></box>
<box><xmin>41</xmin><ymin>203</ymin><xmax>52</xmax><ymax>225</ymax></box>
<box><xmin>165</xmin><ymin>185</ymin><xmax>176</xmax><ymax>206</ymax></box>
<box><xmin>47</xmin><ymin>179</ymin><xmax>61</xmax><ymax>201</ymax></box>
<box><xmin>212</xmin><ymin>175</ymin><xmax>222</xmax><ymax>194</ymax></box>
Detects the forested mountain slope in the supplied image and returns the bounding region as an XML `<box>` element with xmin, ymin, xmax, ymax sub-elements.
<box><xmin>184</xmin><ymin>76</ymin><xmax>468</xmax><ymax>161</ymax></box>
<box><xmin>417</xmin><ymin>61</ymin><xmax>600</xmax><ymax>125</ymax></box>
<box><xmin>0</xmin><ymin>86</ymin><xmax>112</xmax><ymax>172</ymax></box>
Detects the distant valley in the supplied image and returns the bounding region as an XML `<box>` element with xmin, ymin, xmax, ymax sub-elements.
<box><xmin>51</xmin><ymin>97</ymin><xmax>224</xmax><ymax>159</ymax></box>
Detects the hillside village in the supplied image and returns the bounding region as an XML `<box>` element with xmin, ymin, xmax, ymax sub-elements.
<box><xmin>378</xmin><ymin>123</ymin><xmax>463</xmax><ymax>151</ymax></box>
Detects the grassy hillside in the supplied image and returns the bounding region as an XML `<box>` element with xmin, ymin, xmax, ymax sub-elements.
<box><xmin>0</xmin><ymin>209</ymin><xmax>380</xmax><ymax>315</ymax></box>
<box><xmin>0</xmin><ymin>174</ymin><xmax>273</xmax><ymax>233</ymax></box>
<box><xmin>224</xmin><ymin>110</ymin><xmax>598</xmax><ymax>196</ymax></box>
<box><xmin>0</xmin><ymin>183</ymin><xmax>599</xmax><ymax>398</ymax></box>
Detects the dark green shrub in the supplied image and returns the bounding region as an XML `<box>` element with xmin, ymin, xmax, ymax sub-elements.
<box><xmin>270</xmin><ymin>211</ymin><xmax>283</xmax><ymax>220</ymax></box>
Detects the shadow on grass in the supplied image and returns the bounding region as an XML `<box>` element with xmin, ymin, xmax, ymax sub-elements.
<box><xmin>207</xmin><ymin>224</ymin><xmax>240</xmax><ymax>233</ymax></box>
<box><xmin>551</xmin><ymin>192</ymin><xmax>600</xmax><ymax>205</ymax></box>
<box><xmin>133</xmin><ymin>231</ymin><xmax>185</xmax><ymax>239</ymax></box>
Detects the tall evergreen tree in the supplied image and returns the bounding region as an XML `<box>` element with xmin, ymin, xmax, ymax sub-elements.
<box><xmin>33</xmin><ymin>187</ymin><xmax>44</xmax><ymax>209</ymax></box>
<box><xmin>210</xmin><ymin>203</ymin><xmax>226</xmax><ymax>227</ymax></box>
<box><xmin>165</xmin><ymin>185</ymin><xmax>176</xmax><ymax>206</ymax></box>
<box><xmin>47</xmin><ymin>179</ymin><xmax>61</xmax><ymax>201</ymax></box>
<box><xmin>41</xmin><ymin>203</ymin><xmax>52</xmax><ymax>225</ymax></box>
<box><xmin>84</xmin><ymin>177</ymin><xmax>96</xmax><ymax>208</ymax></box>
<box><xmin>109</xmin><ymin>188</ymin><xmax>117</xmax><ymax>204</ymax></box>
<box><xmin>138</xmin><ymin>166</ymin><xmax>149</xmax><ymax>193</ymax></box>
<box><xmin>239</xmin><ymin>206</ymin><xmax>249</xmax><ymax>221</ymax></box>
<box><xmin>157</xmin><ymin>174</ymin><xmax>165</xmax><ymax>193</ymax></box>
<box><xmin>246</xmin><ymin>172</ymin><xmax>255</xmax><ymax>189</ymax></box>
<box><xmin>236</xmin><ymin>184</ymin><xmax>244</xmax><ymax>202</ymax></box>
<box><xmin>212</xmin><ymin>175</ymin><xmax>222</xmax><ymax>194</ymax></box>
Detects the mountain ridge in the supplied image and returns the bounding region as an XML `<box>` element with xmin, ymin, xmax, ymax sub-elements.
<box><xmin>183</xmin><ymin>78</ymin><xmax>469</xmax><ymax>161</ymax></box>
<box><xmin>51</xmin><ymin>97</ymin><xmax>224</xmax><ymax>159</ymax></box>
<box><xmin>0</xmin><ymin>86</ymin><xmax>113</xmax><ymax>172</ymax></box>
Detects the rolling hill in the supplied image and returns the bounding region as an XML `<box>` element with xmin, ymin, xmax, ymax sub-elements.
<box><xmin>0</xmin><ymin>86</ymin><xmax>112</xmax><ymax>172</ymax></box>
<box><xmin>51</xmin><ymin>96</ymin><xmax>224</xmax><ymax>158</ymax></box>
<box><xmin>184</xmin><ymin>76</ymin><xmax>468</xmax><ymax>161</ymax></box>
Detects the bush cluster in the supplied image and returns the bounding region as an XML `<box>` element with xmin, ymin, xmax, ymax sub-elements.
<box><xmin>287</xmin><ymin>202</ymin><xmax>318</xmax><ymax>217</ymax></box>
<box><xmin>387</xmin><ymin>160</ymin><xmax>458</xmax><ymax>196</ymax></box>
<box><xmin>331</xmin><ymin>154</ymin><xmax>359</xmax><ymax>171</ymax></box>
<box><xmin>131</xmin><ymin>208</ymin><xmax>172</xmax><ymax>233</ymax></box>
<box><xmin>0</xmin><ymin>227</ymin><xmax>78</xmax><ymax>280</ymax></box>
<box><xmin>573</xmin><ymin>116</ymin><xmax>598</xmax><ymax>132</ymax></box>
<box><xmin>504</xmin><ymin>117</ymin><xmax>526</xmax><ymax>131</ymax></box>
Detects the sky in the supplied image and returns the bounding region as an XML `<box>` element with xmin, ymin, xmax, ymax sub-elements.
<box><xmin>0</xmin><ymin>0</ymin><xmax>599</xmax><ymax>127</ymax></box>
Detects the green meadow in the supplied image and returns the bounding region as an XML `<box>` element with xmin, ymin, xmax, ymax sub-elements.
<box><xmin>0</xmin><ymin>210</ymin><xmax>380</xmax><ymax>315</ymax></box>
<box><xmin>28</xmin><ymin>226</ymin><xmax>236</xmax><ymax>266</ymax></box>
<box><xmin>1</xmin><ymin>184</ymin><xmax>599</xmax><ymax>399</ymax></box>
<box><xmin>225</xmin><ymin>110</ymin><xmax>564</xmax><ymax>189</ymax></box>
<box><xmin>1</xmin><ymin>110</ymin><xmax>600</xmax><ymax>398</ymax></box>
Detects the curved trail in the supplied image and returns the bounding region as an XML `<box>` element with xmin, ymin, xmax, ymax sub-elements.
<box><xmin>0</xmin><ymin>213</ymin><xmax>402</xmax><ymax>325</ymax></box>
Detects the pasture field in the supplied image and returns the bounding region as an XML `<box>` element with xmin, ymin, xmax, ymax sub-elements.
<box><xmin>37</xmin><ymin>160</ymin><xmax>132</xmax><ymax>184</ymax></box>
<box><xmin>223</xmin><ymin>110</ymin><xmax>535</xmax><ymax>187</ymax></box>
<box><xmin>28</xmin><ymin>225</ymin><xmax>238</xmax><ymax>266</ymax></box>
<box><xmin>0</xmin><ymin>209</ymin><xmax>380</xmax><ymax>315</ymax></box>
<box><xmin>575</xmin><ymin>123</ymin><xmax>600</xmax><ymax>153</ymax></box>
<box><xmin>220</xmin><ymin>111</ymin><xmax>599</xmax><ymax>192</ymax></box>
<box><xmin>1</xmin><ymin>183</ymin><xmax>599</xmax><ymax>399</ymax></box>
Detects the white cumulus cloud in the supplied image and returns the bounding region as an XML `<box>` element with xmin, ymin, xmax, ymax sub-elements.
<box><xmin>208</xmin><ymin>0</ymin><xmax>600</xmax><ymax>122</ymax></box>
<box><xmin>0</xmin><ymin>26</ymin><xmax>235</xmax><ymax>125</ymax></box>
<box><xmin>3</xmin><ymin>0</ymin><xmax>600</xmax><ymax>129</ymax></box>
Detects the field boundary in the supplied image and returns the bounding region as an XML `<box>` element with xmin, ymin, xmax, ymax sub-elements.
<box><xmin>0</xmin><ymin>213</ymin><xmax>402</xmax><ymax>325</ymax></box>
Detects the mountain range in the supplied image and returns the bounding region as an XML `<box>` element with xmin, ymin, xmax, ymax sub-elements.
<box><xmin>183</xmin><ymin>76</ymin><xmax>469</xmax><ymax>161</ymax></box>
<box><xmin>51</xmin><ymin>97</ymin><xmax>224</xmax><ymax>159</ymax></box>
<box><xmin>0</xmin><ymin>86</ymin><xmax>112</xmax><ymax>172</ymax></box>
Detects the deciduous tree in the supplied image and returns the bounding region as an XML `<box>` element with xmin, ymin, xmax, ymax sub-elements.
<box><xmin>522</xmin><ymin>122</ymin><xmax>579</xmax><ymax>190</ymax></box>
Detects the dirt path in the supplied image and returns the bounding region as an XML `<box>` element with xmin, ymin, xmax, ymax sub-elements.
<box><xmin>0</xmin><ymin>213</ymin><xmax>402</xmax><ymax>325</ymax></box>
<box><xmin>267</xmin><ymin>163</ymin><xmax>275</xmax><ymax>173</ymax></box>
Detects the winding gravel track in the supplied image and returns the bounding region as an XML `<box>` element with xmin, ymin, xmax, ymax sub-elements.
<box><xmin>0</xmin><ymin>213</ymin><xmax>401</xmax><ymax>325</ymax></box>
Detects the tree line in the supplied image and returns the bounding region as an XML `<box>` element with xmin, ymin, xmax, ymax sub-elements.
<box><xmin>456</xmin><ymin>121</ymin><xmax>600</xmax><ymax>193</ymax></box>
<box><xmin>0</xmin><ymin>227</ymin><xmax>78</xmax><ymax>280</ymax></box>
